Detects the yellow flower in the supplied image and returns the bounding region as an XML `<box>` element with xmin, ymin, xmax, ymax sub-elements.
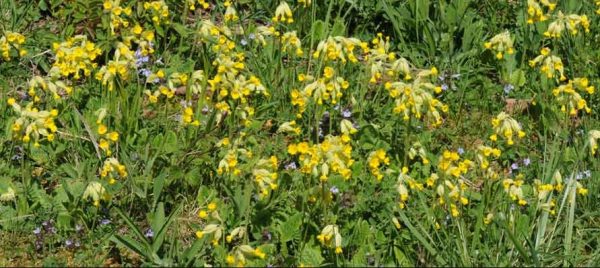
<box><xmin>195</xmin><ymin>231</ymin><xmax>204</xmax><ymax>239</ymax></box>
<box><xmin>108</xmin><ymin>132</ymin><xmax>119</xmax><ymax>141</ymax></box>
<box><xmin>273</xmin><ymin>1</ymin><xmax>293</xmax><ymax>24</ymax></box>
<box><xmin>98</xmin><ymin>124</ymin><xmax>108</xmax><ymax>135</ymax></box>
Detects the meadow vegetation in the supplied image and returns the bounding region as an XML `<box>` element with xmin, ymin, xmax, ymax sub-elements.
<box><xmin>1</xmin><ymin>0</ymin><xmax>600</xmax><ymax>266</ymax></box>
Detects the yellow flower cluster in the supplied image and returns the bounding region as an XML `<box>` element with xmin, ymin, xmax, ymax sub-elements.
<box><xmin>438</xmin><ymin>150</ymin><xmax>472</xmax><ymax>178</ymax></box>
<box><xmin>544</xmin><ymin>12</ymin><xmax>590</xmax><ymax>38</ymax></box>
<box><xmin>475</xmin><ymin>145</ymin><xmax>501</xmax><ymax>169</ymax></box>
<box><xmin>187</xmin><ymin>70</ymin><xmax>206</xmax><ymax>95</ymax></box>
<box><xmin>290</xmin><ymin>67</ymin><xmax>350</xmax><ymax>115</ymax></box>
<box><xmin>367</xmin><ymin>149</ymin><xmax>390</xmax><ymax>181</ymax></box>
<box><xmin>490</xmin><ymin>112</ymin><xmax>526</xmax><ymax>146</ymax></box>
<box><xmin>298</xmin><ymin>0</ymin><xmax>311</xmax><ymax>7</ymax></box>
<box><xmin>188</xmin><ymin>0</ymin><xmax>210</xmax><ymax>11</ymax></box>
<box><xmin>408</xmin><ymin>142</ymin><xmax>429</xmax><ymax>165</ymax></box>
<box><xmin>280</xmin><ymin>31</ymin><xmax>303</xmax><ymax>56</ymax></box>
<box><xmin>252</xmin><ymin>156</ymin><xmax>279</xmax><ymax>199</ymax></box>
<box><xmin>502</xmin><ymin>174</ymin><xmax>528</xmax><ymax>206</ymax></box>
<box><xmin>95</xmin><ymin>42</ymin><xmax>136</xmax><ymax>91</ymax></box>
<box><xmin>436</xmin><ymin>178</ymin><xmax>470</xmax><ymax>217</ymax></box>
<box><xmin>272</xmin><ymin>1</ymin><xmax>293</xmax><ymax>24</ymax></box>
<box><xmin>546</xmin><ymin>171</ymin><xmax>586</xmax><ymax>196</ymax></box>
<box><xmin>252</xmin><ymin>26</ymin><xmax>279</xmax><ymax>46</ymax></box>
<box><xmin>552</xmin><ymin>77</ymin><xmax>594</xmax><ymax>116</ymax></box>
<box><xmin>529</xmin><ymin>47</ymin><xmax>565</xmax><ymax>81</ymax></box>
<box><xmin>100</xmin><ymin>157</ymin><xmax>127</xmax><ymax>184</ymax></box>
<box><xmin>367</xmin><ymin>33</ymin><xmax>412</xmax><ymax>83</ymax></box>
<box><xmin>224</xmin><ymin>5</ymin><xmax>239</xmax><ymax>22</ymax></box>
<box><xmin>217</xmin><ymin>148</ymin><xmax>241</xmax><ymax>176</ymax></box>
<box><xmin>103</xmin><ymin>0</ymin><xmax>133</xmax><ymax>35</ymax></box>
<box><xmin>226</xmin><ymin>245</ymin><xmax>267</xmax><ymax>266</ymax></box>
<box><xmin>95</xmin><ymin>108</ymin><xmax>120</xmax><ymax>156</ymax></box>
<box><xmin>125</xmin><ymin>25</ymin><xmax>155</xmax><ymax>54</ymax></box>
<box><xmin>197</xmin><ymin>19</ymin><xmax>231</xmax><ymax>43</ymax></box>
<box><xmin>532</xmin><ymin>171</ymin><xmax>565</xmax><ymax>215</ymax></box>
<box><xmin>27</xmin><ymin>75</ymin><xmax>73</xmax><ymax>102</ymax></box>
<box><xmin>216</xmin><ymin>135</ymin><xmax>256</xmax><ymax>177</ymax></box>
<box><xmin>198</xmin><ymin>23</ymin><xmax>268</xmax><ymax>126</ymax></box>
<box><xmin>484</xmin><ymin>31</ymin><xmax>514</xmax><ymax>60</ymax></box>
<box><xmin>196</xmin><ymin>201</ymin><xmax>224</xmax><ymax>246</ymax></box>
<box><xmin>526</xmin><ymin>0</ymin><xmax>556</xmax><ymax>24</ymax></box>
<box><xmin>7</xmin><ymin>98</ymin><xmax>58</xmax><ymax>146</ymax></box>
<box><xmin>143</xmin><ymin>1</ymin><xmax>170</xmax><ymax>25</ymax></box>
<box><xmin>50</xmin><ymin>35</ymin><xmax>102</xmax><ymax>79</ymax></box>
<box><xmin>317</xmin><ymin>225</ymin><xmax>343</xmax><ymax>254</ymax></box>
<box><xmin>287</xmin><ymin>135</ymin><xmax>354</xmax><ymax>181</ymax></box>
<box><xmin>0</xmin><ymin>186</ymin><xmax>16</xmax><ymax>202</ymax></box>
<box><xmin>225</xmin><ymin>226</ymin><xmax>246</xmax><ymax>244</ymax></box>
<box><xmin>181</xmin><ymin>105</ymin><xmax>200</xmax><ymax>126</ymax></box>
<box><xmin>386</xmin><ymin>68</ymin><xmax>448</xmax><ymax>127</ymax></box>
<box><xmin>0</xmin><ymin>31</ymin><xmax>26</xmax><ymax>60</ymax></box>
<box><xmin>195</xmin><ymin>223</ymin><xmax>224</xmax><ymax>246</ymax></box>
<box><xmin>396</xmin><ymin>167</ymin><xmax>424</xmax><ymax>209</ymax></box>
<box><xmin>277</xmin><ymin>120</ymin><xmax>302</xmax><ymax>135</ymax></box>
<box><xmin>589</xmin><ymin>130</ymin><xmax>600</xmax><ymax>156</ymax></box>
<box><xmin>312</xmin><ymin>36</ymin><xmax>365</xmax><ymax>64</ymax></box>
<box><xmin>83</xmin><ymin>181</ymin><xmax>110</xmax><ymax>207</ymax></box>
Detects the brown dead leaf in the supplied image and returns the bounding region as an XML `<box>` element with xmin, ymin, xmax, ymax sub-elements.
<box><xmin>142</xmin><ymin>109</ymin><xmax>158</xmax><ymax>119</ymax></box>
<box><xmin>504</xmin><ymin>98</ymin><xmax>531</xmax><ymax>114</ymax></box>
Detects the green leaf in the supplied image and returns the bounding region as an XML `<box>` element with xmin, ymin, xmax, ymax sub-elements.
<box><xmin>311</xmin><ymin>20</ymin><xmax>327</xmax><ymax>41</ymax></box>
<box><xmin>278</xmin><ymin>212</ymin><xmax>303</xmax><ymax>243</ymax></box>
<box><xmin>152</xmin><ymin>173</ymin><xmax>166</xmax><ymax>210</ymax></box>
<box><xmin>150</xmin><ymin>202</ymin><xmax>166</xmax><ymax>239</ymax></box>
<box><xmin>172</xmin><ymin>23</ymin><xmax>190</xmax><ymax>38</ymax></box>
<box><xmin>163</xmin><ymin>131</ymin><xmax>178</xmax><ymax>154</ymax></box>
<box><xmin>111</xmin><ymin>235</ymin><xmax>151</xmax><ymax>260</ymax></box>
<box><xmin>299</xmin><ymin>243</ymin><xmax>324</xmax><ymax>266</ymax></box>
<box><xmin>509</xmin><ymin>69</ymin><xmax>526</xmax><ymax>87</ymax></box>
<box><xmin>394</xmin><ymin>246</ymin><xmax>413</xmax><ymax>266</ymax></box>
<box><xmin>152</xmin><ymin>204</ymin><xmax>182</xmax><ymax>254</ymax></box>
<box><xmin>330</xmin><ymin>18</ymin><xmax>346</xmax><ymax>36</ymax></box>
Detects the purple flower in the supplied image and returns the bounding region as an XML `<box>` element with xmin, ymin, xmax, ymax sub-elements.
<box><xmin>330</xmin><ymin>186</ymin><xmax>339</xmax><ymax>195</ymax></box>
<box><xmin>457</xmin><ymin>147</ymin><xmax>465</xmax><ymax>155</ymax></box>
<box><xmin>33</xmin><ymin>227</ymin><xmax>41</xmax><ymax>235</ymax></box>
<box><xmin>145</xmin><ymin>228</ymin><xmax>154</xmax><ymax>238</ymax></box>
<box><xmin>100</xmin><ymin>218</ymin><xmax>111</xmax><ymax>225</ymax></box>
<box><xmin>441</xmin><ymin>84</ymin><xmax>449</xmax><ymax>91</ymax></box>
<box><xmin>523</xmin><ymin>158</ymin><xmax>531</xmax><ymax>166</ymax></box>
<box><xmin>503</xmin><ymin>84</ymin><xmax>514</xmax><ymax>95</ymax></box>
<box><xmin>139</xmin><ymin>68</ymin><xmax>152</xmax><ymax>78</ymax></box>
<box><xmin>511</xmin><ymin>163</ymin><xmax>519</xmax><ymax>170</ymax></box>
<box><xmin>342</xmin><ymin>109</ymin><xmax>352</xmax><ymax>118</ymax></box>
<box><xmin>65</xmin><ymin>239</ymin><xmax>73</xmax><ymax>247</ymax></box>
<box><xmin>285</xmin><ymin>162</ymin><xmax>297</xmax><ymax>170</ymax></box>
